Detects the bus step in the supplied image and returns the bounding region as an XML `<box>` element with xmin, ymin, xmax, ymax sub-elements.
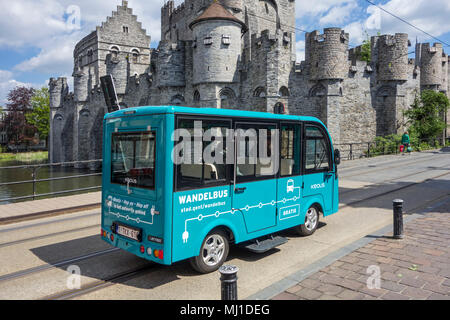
<box><xmin>242</xmin><ymin>235</ymin><xmax>288</xmax><ymax>254</ymax></box>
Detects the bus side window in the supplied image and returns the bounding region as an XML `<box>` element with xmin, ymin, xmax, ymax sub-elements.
<box><xmin>236</xmin><ymin>123</ymin><xmax>279</xmax><ymax>182</ymax></box>
<box><xmin>304</xmin><ymin>125</ymin><xmax>331</xmax><ymax>172</ymax></box>
<box><xmin>280</xmin><ymin>124</ymin><xmax>301</xmax><ymax>177</ymax></box>
<box><xmin>175</xmin><ymin>118</ymin><xmax>231</xmax><ymax>191</ymax></box>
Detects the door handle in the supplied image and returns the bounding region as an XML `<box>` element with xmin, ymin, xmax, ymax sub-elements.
<box><xmin>235</xmin><ymin>187</ymin><xmax>247</xmax><ymax>194</ymax></box>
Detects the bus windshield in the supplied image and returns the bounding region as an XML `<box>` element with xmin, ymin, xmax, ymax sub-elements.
<box><xmin>111</xmin><ymin>131</ymin><xmax>156</xmax><ymax>190</ymax></box>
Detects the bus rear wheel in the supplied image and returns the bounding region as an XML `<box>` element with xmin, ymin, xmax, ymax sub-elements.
<box><xmin>190</xmin><ymin>230</ymin><xmax>230</xmax><ymax>274</ymax></box>
<box><xmin>295</xmin><ymin>205</ymin><xmax>319</xmax><ymax>236</ymax></box>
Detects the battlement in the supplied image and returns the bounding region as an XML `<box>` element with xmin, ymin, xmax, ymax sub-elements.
<box><xmin>416</xmin><ymin>42</ymin><xmax>446</xmax><ymax>86</ymax></box>
<box><xmin>306</xmin><ymin>28</ymin><xmax>349</xmax><ymax>80</ymax></box>
<box><xmin>49</xmin><ymin>77</ymin><xmax>70</xmax><ymax>109</ymax></box>
<box><xmin>372</xmin><ymin>33</ymin><xmax>409</xmax><ymax>81</ymax></box>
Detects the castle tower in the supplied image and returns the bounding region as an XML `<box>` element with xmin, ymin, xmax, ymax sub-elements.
<box><xmin>306</xmin><ymin>28</ymin><xmax>349</xmax><ymax>81</ymax></box>
<box><xmin>371</xmin><ymin>34</ymin><xmax>410</xmax><ymax>137</ymax></box>
<box><xmin>49</xmin><ymin>77</ymin><xmax>69</xmax><ymax>110</ymax></box>
<box><xmin>304</xmin><ymin>28</ymin><xmax>349</xmax><ymax>145</ymax></box>
<box><xmin>189</xmin><ymin>2</ymin><xmax>247</xmax><ymax>86</ymax></box>
<box><xmin>156</xmin><ymin>41</ymin><xmax>186</xmax><ymax>88</ymax></box>
<box><xmin>417</xmin><ymin>43</ymin><xmax>445</xmax><ymax>91</ymax></box>
<box><xmin>106</xmin><ymin>52</ymin><xmax>130</xmax><ymax>96</ymax></box>
<box><xmin>49</xmin><ymin>78</ymin><xmax>70</xmax><ymax>163</ymax></box>
<box><xmin>372</xmin><ymin>33</ymin><xmax>409</xmax><ymax>81</ymax></box>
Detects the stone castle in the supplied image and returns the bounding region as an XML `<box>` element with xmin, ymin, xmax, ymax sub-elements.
<box><xmin>49</xmin><ymin>0</ymin><xmax>450</xmax><ymax>167</ymax></box>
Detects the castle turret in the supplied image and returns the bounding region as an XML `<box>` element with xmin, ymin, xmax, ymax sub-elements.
<box><xmin>305</xmin><ymin>28</ymin><xmax>349</xmax><ymax>81</ymax></box>
<box><xmin>417</xmin><ymin>43</ymin><xmax>445</xmax><ymax>89</ymax></box>
<box><xmin>49</xmin><ymin>77</ymin><xmax>69</xmax><ymax>109</ymax></box>
<box><xmin>73</xmin><ymin>70</ymin><xmax>89</xmax><ymax>102</ymax></box>
<box><xmin>372</xmin><ymin>33</ymin><xmax>409</xmax><ymax>81</ymax></box>
<box><xmin>106</xmin><ymin>52</ymin><xmax>130</xmax><ymax>95</ymax></box>
<box><xmin>189</xmin><ymin>2</ymin><xmax>247</xmax><ymax>85</ymax></box>
<box><xmin>156</xmin><ymin>41</ymin><xmax>186</xmax><ymax>87</ymax></box>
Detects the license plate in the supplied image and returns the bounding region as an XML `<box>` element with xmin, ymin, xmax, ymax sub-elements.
<box><xmin>116</xmin><ymin>224</ymin><xmax>141</xmax><ymax>242</ymax></box>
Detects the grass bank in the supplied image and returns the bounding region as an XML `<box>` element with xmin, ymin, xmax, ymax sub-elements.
<box><xmin>0</xmin><ymin>151</ymin><xmax>48</xmax><ymax>163</ymax></box>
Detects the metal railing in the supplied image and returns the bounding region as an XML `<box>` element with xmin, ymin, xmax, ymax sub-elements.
<box><xmin>336</xmin><ymin>137</ymin><xmax>447</xmax><ymax>161</ymax></box>
<box><xmin>0</xmin><ymin>159</ymin><xmax>103</xmax><ymax>203</ymax></box>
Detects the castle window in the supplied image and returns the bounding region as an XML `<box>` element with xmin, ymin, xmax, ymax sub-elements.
<box><xmin>219</xmin><ymin>88</ymin><xmax>236</xmax><ymax>109</ymax></box>
<box><xmin>171</xmin><ymin>95</ymin><xmax>185</xmax><ymax>106</ymax></box>
<box><xmin>110</xmin><ymin>46</ymin><xmax>120</xmax><ymax>59</ymax></box>
<box><xmin>204</xmin><ymin>36</ymin><xmax>213</xmax><ymax>46</ymax></box>
<box><xmin>279</xmin><ymin>86</ymin><xmax>290</xmax><ymax>98</ymax></box>
<box><xmin>254</xmin><ymin>87</ymin><xmax>266</xmax><ymax>98</ymax></box>
<box><xmin>131</xmin><ymin>49</ymin><xmax>139</xmax><ymax>63</ymax></box>
<box><xmin>222</xmin><ymin>35</ymin><xmax>231</xmax><ymax>45</ymax></box>
<box><xmin>87</xmin><ymin>49</ymin><xmax>93</xmax><ymax>63</ymax></box>
<box><xmin>193</xmin><ymin>90</ymin><xmax>200</xmax><ymax>103</ymax></box>
<box><xmin>123</xmin><ymin>26</ymin><xmax>129</xmax><ymax>33</ymax></box>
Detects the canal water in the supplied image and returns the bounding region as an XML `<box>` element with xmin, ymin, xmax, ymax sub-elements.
<box><xmin>0</xmin><ymin>160</ymin><xmax>102</xmax><ymax>204</ymax></box>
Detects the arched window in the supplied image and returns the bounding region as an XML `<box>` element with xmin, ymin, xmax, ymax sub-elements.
<box><xmin>274</xmin><ymin>102</ymin><xmax>285</xmax><ymax>114</ymax></box>
<box><xmin>253</xmin><ymin>87</ymin><xmax>266</xmax><ymax>98</ymax></box>
<box><xmin>87</xmin><ymin>49</ymin><xmax>93</xmax><ymax>64</ymax></box>
<box><xmin>279</xmin><ymin>86</ymin><xmax>290</xmax><ymax>97</ymax></box>
<box><xmin>110</xmin><ymin>46</ymin><xmax>120</xmax><ymax>59</ymax></box>
<box><xmin>171</xmin><ymin>95</ymin><xmax>185</xmax><ymax>106</ymax></box>
<box><xmin>78</xmin><ymin>55</ymin><xmax>83</xmax><ymax>68</ymax></box>
<box><xmin>193</xmin><ymin>90</ymin><xmax>201</xmax><ymax>103</ymax></box>
<box><xmin>309</xmin><ymin>83</ymin><xmax>326</xmax><ymax>97</ymax></box>
<box><xmin>131</xmin><ymin>49</ymin><xmax>140</xmax><ymax>63</ymax></box>
<box><xmin>219</xmin><ymin>88</ymin><xmax>236</xmax><ymax>109</ymax></box>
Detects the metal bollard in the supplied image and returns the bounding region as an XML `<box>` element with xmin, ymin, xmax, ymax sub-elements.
<box><xmin>393</xmin><ymin>199</ymin><xmax>404</xmax><ymax>239</ymax></box>
<box><xmin>219</xmin><ymin>265</ymin><xmax>239</xmax><ymax>301</ymax></box>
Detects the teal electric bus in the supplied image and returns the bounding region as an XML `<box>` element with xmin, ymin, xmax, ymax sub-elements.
<box><xmin>101</xmin><ymin>106</ymin><xmax>340</xmax><ymax>273</ymax></box>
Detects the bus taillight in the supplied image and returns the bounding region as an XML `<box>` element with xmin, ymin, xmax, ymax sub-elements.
<box><xmin>154</xmin><ymin>250</ymin><xmax>164</xmax><ymax>259</ymax></box>
<box><xmin>140</xmin><ymin>245</ymin><xmax>145</xmax><ymax>254</ymax></box>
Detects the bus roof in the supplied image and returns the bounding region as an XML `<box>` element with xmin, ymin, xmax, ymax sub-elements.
<box><xmin>105</xmin><ymin>105</ymin><xmax>324</xmax><ymax>125</ymax></box>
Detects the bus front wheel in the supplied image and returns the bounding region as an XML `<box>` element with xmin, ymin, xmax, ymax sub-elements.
<box><xmin>189</xmin><ymin>230</ymin><xmax>230</xmax><ymax>274</ymax></box>
<box><xmin>295</xmin><ymin>205</ymin><xmax>320</xmax><ymax>236</ymax></box>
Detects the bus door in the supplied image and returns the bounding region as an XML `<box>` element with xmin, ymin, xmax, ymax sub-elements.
<box><xmin>232</xmin><ymin>122</ymin><xmax>278</xmax><ymax>234</ymax></box>
<box><xmin>277</xmin><ymin>123</ymin><xmax>303</xmax><ymax>225</ymax></box>
<box><xmin>302</xmin><ymin>124</ymin><xmax>334</xmax><ymax>215</ymax></box>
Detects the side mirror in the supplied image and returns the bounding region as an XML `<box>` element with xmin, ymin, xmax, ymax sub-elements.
<box><xmin>334</xmin><ymin>149</ymin><xmax>341</xmax><ymax>166</ymax></box>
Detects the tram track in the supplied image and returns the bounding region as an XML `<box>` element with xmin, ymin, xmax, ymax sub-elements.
<box><xmin>339</xmin><ymin>167</ymin><xmax>447</xmax><ymax>196</ymax></box>
<box><xmin>339</xmin><ymin>153</ymin><xmax>440</xmax><ymax>179</ymax></box>
<box><xmin>42</xmin><ymin>264</ymin><xmax>157</xmax><ymax>300</ymax></box>
<box><xmin>0</xmin><ymin>247</ymin><xmax>120</xmax><ymax>283</ymax></box>
<box><xmin>12</xmin><ymin>169</ymin><xmax>449</xmax><ymax>300</ymax></box>
<box><xmin>0</xmin><ymin>224</ymin><xmax>100</xmax><ymax>249</ymax></box>
<box><xmin>0</xmin><ymin>155</ymin><xmax>448</xmax><ymax>299</ymax></box>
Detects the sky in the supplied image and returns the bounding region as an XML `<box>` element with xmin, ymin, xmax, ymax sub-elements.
<box><xmin>0</xmin><ymin>0</ymin><xmax>449</xmax><ymax>105</ymax></box>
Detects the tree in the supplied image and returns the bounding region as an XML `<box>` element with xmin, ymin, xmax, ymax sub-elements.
<box><xmin>359</xmin><ymin>36</ymin><xmax>371</xmax><ymax>63</ymax></box>
<box><xmin>1</xmin><ymin>86</ymin><xmax>37</xmax><ymax>151</ymax></box>
<box><xmin>26</xmin><ymin>87</ymin><xmax>50</xmax><ymax>144</ymax></box>
<box><xmin>405</xmin><ymin>90</ymin><xmax>449</xmax><ymax>141</ymax></box>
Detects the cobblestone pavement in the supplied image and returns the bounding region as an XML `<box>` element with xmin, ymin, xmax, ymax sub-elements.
<box><xmin>272</xmin><ymin>201</ymin><xmax>450</xmax><ymax>300</ymax></box>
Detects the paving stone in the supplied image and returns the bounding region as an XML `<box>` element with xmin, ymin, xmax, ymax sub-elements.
<box><xmin>272</xmin><ymin>292</ymin><xmax>301</xmax><ymax>300</ymax></box>
<box><xmin>381</xmin><ymin>292</ymin><xmax>410</xmax><ymax>300</ymax></box>
<box><xmin>401</xmin><ymin>287</ymin><xmax>432</xmax><ymax>299</ymax></box>
<box><xmin>317</xmin><ymin>284</ymin><xmax>344</xmax><ymax>296</ymax></box>
<box><xmin>294</xmin><ymin>288</ymin><xmax>322</xmax><ymax>300</ymax></box>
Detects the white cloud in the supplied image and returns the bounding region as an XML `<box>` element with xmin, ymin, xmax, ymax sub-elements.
<box><xmin>319</xmin><ymin>1</ymin><xmax>358</xmax><ymax>26</ymax></box>
<box><xmin>296</xmin><ymin>40</ymin><xmax>305</xmax><ymax>62</ymax></box>
<box><xmin>0</xmin><ymin>70</ymin><xmax>36</xmax><ymax>105</ymax></box>
<box><xmin>363</xmin><ymin>0</ymin><xmax>450</xmax><ymax>44</ymax></box>
<box><xmin>1</xmin><ymin>0</ymin><xmax>171</xmax><ymax>77</ymax></box>
<box><xmin>296</xmin><ymin>0</ymin><xmax>357</xmax><ymax>19</ymax></box>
